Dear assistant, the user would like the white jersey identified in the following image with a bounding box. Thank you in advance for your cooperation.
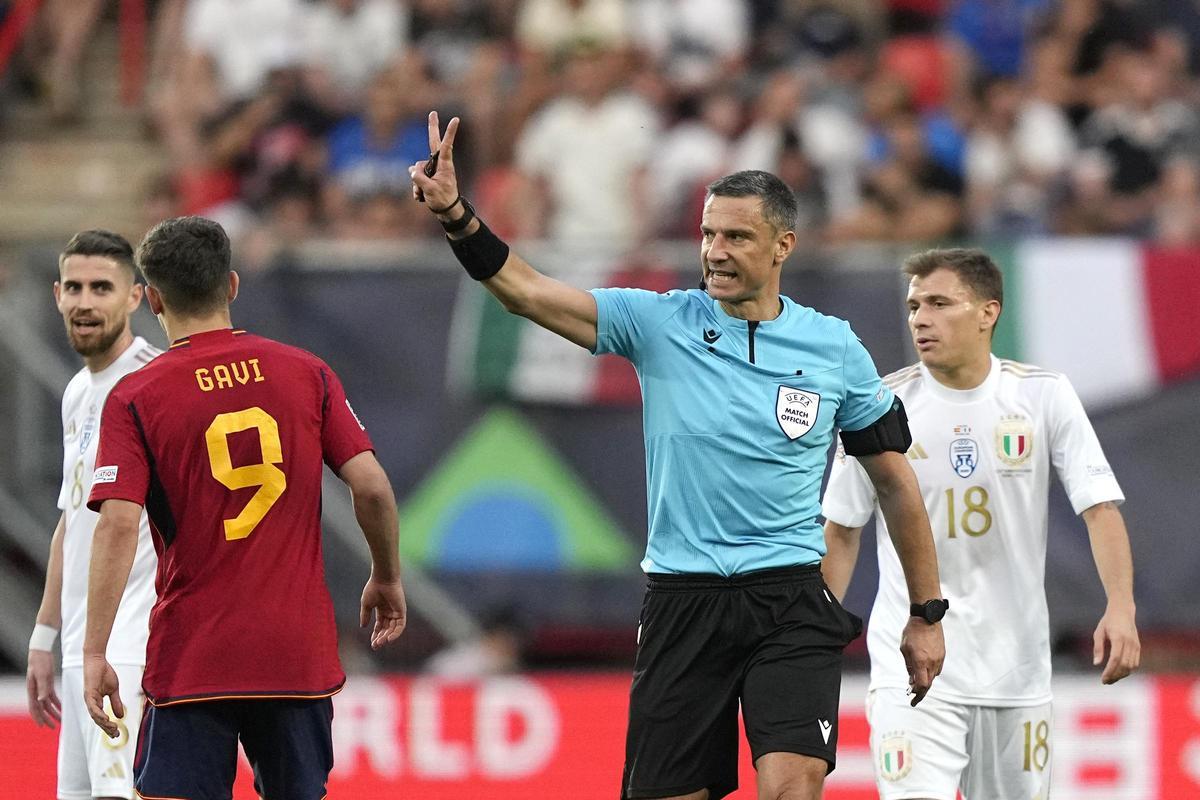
[58,337,160,669]
[822,355,1123,706]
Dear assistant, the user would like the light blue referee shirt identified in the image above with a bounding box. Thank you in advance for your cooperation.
[591,288,894,576]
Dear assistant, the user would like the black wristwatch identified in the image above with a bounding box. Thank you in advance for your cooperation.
[910,598,949,624]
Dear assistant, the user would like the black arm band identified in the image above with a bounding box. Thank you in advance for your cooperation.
[440,197,476,234]
[840,397,912,456]
[448,219,510,281]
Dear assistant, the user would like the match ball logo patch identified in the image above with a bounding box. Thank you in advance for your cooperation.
[93,465,119,484]
[995,416,1033,466]
[776,386,820,440]
[879,732,913,781]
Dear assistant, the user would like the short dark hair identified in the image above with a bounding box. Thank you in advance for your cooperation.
[705,170,798,233]
[136,216,232,316]
[902,247,1003,307]
[59,230,136,279]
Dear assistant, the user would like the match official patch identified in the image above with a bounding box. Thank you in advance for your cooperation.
[93,465,119,484]
[776,386,820,440]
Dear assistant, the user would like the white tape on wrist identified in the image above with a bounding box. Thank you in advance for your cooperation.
[29,624,58,651]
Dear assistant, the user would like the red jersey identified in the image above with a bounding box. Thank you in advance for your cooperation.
[89,328,373,705]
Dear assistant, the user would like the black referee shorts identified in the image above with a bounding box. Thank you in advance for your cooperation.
[620,563,862,800]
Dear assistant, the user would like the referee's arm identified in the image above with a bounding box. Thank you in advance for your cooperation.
[859,451,945,705]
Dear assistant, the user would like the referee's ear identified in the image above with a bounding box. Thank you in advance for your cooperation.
[774,229,797,265]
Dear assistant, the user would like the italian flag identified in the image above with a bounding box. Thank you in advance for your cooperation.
[991,239,1200,408]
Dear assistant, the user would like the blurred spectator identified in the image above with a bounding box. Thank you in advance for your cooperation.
[322,57,437,226]
[38,0,106,122]
[828,111,964,241]
[651,90,742,235]
[964,75,1074,235]
[751,0,884,72]
[1066,44,1200,235]
[630,0,749,93]
[510,41,660,243]
[425,608,527,679]
[515,0,629,58]
[946,0,1051,79]
[154,0,307,167]
[301,0,410,114]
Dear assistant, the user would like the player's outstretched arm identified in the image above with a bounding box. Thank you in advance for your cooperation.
[1082,501,1140,684]
[82,498,141,737]
[27,513,65,728]
[338,452,407,650]
[859,451,945,706]
[410,111,599,351]
[821,521,863,602]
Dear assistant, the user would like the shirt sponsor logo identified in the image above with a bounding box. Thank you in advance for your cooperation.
[775,386,820,440]
[995,415,1034,466]
[93,465,119,484]
[879,731,913,781]
[950,437,979,478]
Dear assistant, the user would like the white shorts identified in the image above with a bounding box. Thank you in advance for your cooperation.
[58,664,145,800]
[867,688,1053,800]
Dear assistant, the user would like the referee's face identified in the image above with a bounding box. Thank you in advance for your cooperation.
[700,195,792,308]
[906,268,993,372]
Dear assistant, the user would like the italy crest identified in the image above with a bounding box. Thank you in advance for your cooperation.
[995,415,1033,466]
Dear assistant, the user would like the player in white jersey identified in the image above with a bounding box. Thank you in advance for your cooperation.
[820,248,1140,800]
[27,230,160,800]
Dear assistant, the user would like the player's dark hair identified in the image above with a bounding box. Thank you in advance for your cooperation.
[59,229,137,280]
[706,170,798,233]
[903,247,1004,307]
[136,216,232,316]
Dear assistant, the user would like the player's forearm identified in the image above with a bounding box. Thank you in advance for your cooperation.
[353,483,402,583]
[1082,501,1136,611]
[82,509,140,657]
[861,452,942,602]
[35,516,66,628]
[821,522,862,601]
[880,488,942,602]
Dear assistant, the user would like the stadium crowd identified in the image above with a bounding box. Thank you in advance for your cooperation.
[16,0,1200,257]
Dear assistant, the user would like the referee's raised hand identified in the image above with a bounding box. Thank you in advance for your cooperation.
[410,111,461,212]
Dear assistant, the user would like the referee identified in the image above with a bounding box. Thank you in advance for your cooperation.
[412,112,946,800]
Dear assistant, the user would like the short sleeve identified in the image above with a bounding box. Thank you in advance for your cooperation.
[821,445,878,528]
[1048,375,1124,514]
[87,391,150,512]
[57,399,70,511]
[321,366,374,471]
[836,324,894,431]
[590,288,687,362]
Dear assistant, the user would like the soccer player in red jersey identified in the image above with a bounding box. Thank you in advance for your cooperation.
[81,216,407,799]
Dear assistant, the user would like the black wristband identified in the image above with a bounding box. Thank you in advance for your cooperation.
[440,197,476,234]
[449,219,510,281]
[429,194,461,215]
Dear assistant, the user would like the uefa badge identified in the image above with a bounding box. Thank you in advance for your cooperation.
[949,437,978,478]
[995,415,1034,466]
[776,386,820,440]
[879,732,913,781]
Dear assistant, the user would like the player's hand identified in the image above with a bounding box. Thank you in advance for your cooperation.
[82,654,124,738]
[900,617,944,706]
[26,648,61,728]
[361,575,407,650]
[409,111,461,212]
[1094,602,1140,684]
